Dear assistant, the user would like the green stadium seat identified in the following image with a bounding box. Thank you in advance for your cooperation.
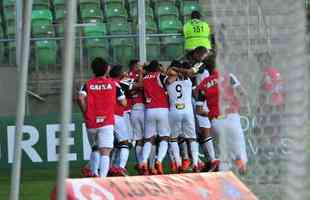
[54,9,66,23]
[132,18,157,33]
[32,24,55,38]
[83,23,107,36]
[56,23,81,37]
[129,3,154,20]
[111,38,135,66]
[7,41,16,65]
[3,9,16,25]
[31,10,53,25]
[80,8,104,23]
[162,36,184,60]
[7,22,16,37]
[107,18,129,34]
[84,38,110,63]
[159,18,182,33]
[34,40,57,67]
[155,2,178,19]
[104,0,123,9]
[79,0,101,10]
[180,1,201,21]
[53,0,65,11]
[33,0,50,10]
[3,0,15,10]
[146,37,161,61]
[105,5,128,20]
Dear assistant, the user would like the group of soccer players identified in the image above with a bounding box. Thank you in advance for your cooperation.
[78,46,248,178]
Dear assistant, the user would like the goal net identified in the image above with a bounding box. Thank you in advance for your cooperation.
[206,0,310,199]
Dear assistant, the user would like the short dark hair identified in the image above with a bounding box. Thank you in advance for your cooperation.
[191,11,201,19]
[109,64,123,78]
[91,57,109,77]
[129,59,139,69]
[146,60,161,72]
[193,46,208,55]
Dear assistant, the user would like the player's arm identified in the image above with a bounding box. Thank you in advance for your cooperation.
[116,85,127,107]
[230,73,249,100]
[77,85,87,114]
[173,62,204,77]
[195,90,209,117]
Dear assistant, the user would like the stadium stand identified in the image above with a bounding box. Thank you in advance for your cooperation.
[0,0,202,67]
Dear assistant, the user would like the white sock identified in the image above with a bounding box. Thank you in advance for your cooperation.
[149,145,157,168]
[169,142,182,167]
[180,141,190,160]
[142,142,152,163]
[168,144,175,162]
[157,141,168,162]
[118,147,129,169]
[90,151,100,176]
[110,149,119,167]
[203,137,216,161]
[190,141,199,166]
[99,155,110,177]
[135,145,143,164]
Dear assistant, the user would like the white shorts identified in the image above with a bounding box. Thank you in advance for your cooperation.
[212,113,248,163]
[87,125,114,149]
[196,114,211,129]
[144,108,170,139]
[169,109,196,139]
[123,112,133,141]
[131,104,145,141]
[114,115,129,142]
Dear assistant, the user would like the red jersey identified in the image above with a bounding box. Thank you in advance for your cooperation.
[129,68,144,105]
[143,71,169,109]
[222,72,241,113]
[196,70,220,119]
[81,77,121,128]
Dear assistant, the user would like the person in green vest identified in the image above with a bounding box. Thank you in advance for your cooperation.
[183,11,211,51]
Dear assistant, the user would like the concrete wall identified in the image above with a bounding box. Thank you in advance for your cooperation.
[0,67,18,116]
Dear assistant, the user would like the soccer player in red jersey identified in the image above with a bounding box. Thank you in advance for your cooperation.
[195,63,248,173]
[128,60,146,168]
[140,60,171,175]
[78,58,127,177]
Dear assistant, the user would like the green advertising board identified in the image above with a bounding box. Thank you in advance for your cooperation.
[0,114,91,169]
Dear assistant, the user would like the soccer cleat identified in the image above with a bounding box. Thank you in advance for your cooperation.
[138,162,149,175]
[198,160,206,171]
[169,161,177,174]
[235,159,247,174]
[155,160,164,175]
[109,166,119,176]
[118,167,129,176]
[209,159,220,172]
[81,165,92,177]
[182,159,191,171]
[149,167,158,175]
[192,165,201,173]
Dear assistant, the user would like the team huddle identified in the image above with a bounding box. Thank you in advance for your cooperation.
[78,46,248,178]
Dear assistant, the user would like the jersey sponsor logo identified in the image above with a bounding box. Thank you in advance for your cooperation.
[90,83,113,91]
[144,74,156,79]
[96,116,106,124]
[205,79,218,88]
